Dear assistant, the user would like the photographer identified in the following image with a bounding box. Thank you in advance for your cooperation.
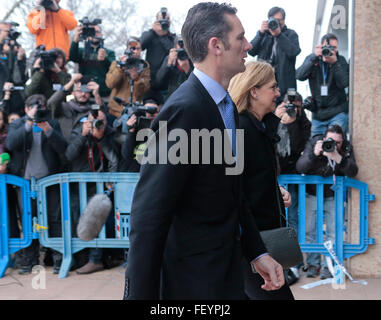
[296,33,349,137]
[25,47,71,99]
[48,73,103,142]
[5,94,67,274]
[296,124,358,279]
[106,38,150,118]
[140,8,175,102]
[155,35,194,101]
[65,106,119,274]
[120,99,160,172]
[0,22,27,116]
[27,0,77,59]
[248,7,301,100]
[70,21,115,99]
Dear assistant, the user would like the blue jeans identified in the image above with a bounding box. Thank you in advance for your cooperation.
[305,194,335,268]
[311,112,349,137]
[287,184,298,233]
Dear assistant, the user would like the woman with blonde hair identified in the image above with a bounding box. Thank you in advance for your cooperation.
[229,61,295,300]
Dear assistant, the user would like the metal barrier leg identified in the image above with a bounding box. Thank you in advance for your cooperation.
[0,179,10,278]
[58,182,73,279]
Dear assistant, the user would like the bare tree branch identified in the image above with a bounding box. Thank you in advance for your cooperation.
[2,0,27,21]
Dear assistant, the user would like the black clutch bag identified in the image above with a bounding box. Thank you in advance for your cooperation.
[259,227,303,270]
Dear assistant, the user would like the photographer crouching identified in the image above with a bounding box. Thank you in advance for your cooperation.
[296,124,358,279]
[155,35,194,102]
[106,37,150,119]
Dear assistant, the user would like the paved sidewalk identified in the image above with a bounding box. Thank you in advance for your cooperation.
[1,265,380,300]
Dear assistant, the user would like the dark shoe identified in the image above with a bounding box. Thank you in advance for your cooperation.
[306,265,319,278]
[320,266,333,279]
[285,269,299,286]
[76,262,104,275]
[18,264,36,275]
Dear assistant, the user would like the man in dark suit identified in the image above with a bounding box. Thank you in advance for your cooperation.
[123,2,284,300]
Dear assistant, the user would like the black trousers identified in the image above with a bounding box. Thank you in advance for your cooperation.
[243,259,295,300]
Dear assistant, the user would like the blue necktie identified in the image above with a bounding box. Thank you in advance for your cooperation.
[223,92,236,157]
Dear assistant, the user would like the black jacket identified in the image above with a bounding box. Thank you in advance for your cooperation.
[277,109,311,174]
[124,73,266,300]
[249,26,301,98]
[296,134,358,197]
[5,116,67,177]
[296,53,349,121]
[239,110,286,231]
[140,29,175,87]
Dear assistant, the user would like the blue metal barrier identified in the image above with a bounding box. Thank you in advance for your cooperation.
[278,174,375,266]
[0,173,375,279]
[0,174,34,278]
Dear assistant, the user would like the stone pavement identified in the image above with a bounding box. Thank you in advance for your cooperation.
[1,264,380,300]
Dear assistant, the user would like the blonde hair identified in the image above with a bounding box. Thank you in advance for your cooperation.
[228,61,275,114]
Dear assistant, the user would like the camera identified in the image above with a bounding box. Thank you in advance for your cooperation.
[118,49,147,74]
[89,105,105,130]
[176,36,188,61]
[79,17,102,39]
[302,96,317,112]
[322,138,337,153]
[29,99,49,123]
[159,7,170,31]
[322,45,335,57]
[35,45,58,70]
[285,88,297,117]
[113,97,157,133]
[268,17,280,31]
[40,0,54,9]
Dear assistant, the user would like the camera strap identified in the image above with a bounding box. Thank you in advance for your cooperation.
[87,137,104,172]
[328,158,337,187]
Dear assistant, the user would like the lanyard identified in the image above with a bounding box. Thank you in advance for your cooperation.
[322,62,328,85]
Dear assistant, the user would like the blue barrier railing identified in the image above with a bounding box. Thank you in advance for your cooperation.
[0,173,375,279]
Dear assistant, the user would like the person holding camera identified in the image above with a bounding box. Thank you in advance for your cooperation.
[248,7,301,101]
[296,124,358,279]
[140,8,175,103]
[296,33,349,137]
[155,36,194,102]
[25,47,71,100]
[27,0,77,59]
[70,22,115,99]
[106,38,150,118]
[5,94,67,274]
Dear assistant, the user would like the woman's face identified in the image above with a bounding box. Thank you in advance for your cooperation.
[251,78,280,114]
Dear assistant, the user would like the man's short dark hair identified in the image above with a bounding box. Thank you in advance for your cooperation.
[25,94,46,108]
[268,7,286,19]
[181,2,237,63]
[321,33,338,45]
[324,124,344,138]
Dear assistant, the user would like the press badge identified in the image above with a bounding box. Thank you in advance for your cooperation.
[53,84,62,91]
[321,85,328,96]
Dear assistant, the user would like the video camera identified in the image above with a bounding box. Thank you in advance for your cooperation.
[159,7,170,31]
[79,17,102,39]
[176,35,188,61]
[268,17,280,31]
[112,96,157,133]
[35,45,58,70]
[285,88,297,117]
[322,45,335,57]
[0,22,21,53]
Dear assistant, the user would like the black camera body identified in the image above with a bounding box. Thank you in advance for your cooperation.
[35,45,58,70]
[89,105,105,131]
[302,96,317,112]
[285,88,297,117]
[159,7,170,31]
[30,99,49,123]
[118,50,147,74]
[176,37,188,61]
[40,0,54,9]
[322,138,337,153]
[79,17,102,39]
[113,97,157,133]
[268,17,280,31]
[322,45,335,57]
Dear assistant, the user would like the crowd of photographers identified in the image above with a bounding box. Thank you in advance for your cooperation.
[0,2,357,281]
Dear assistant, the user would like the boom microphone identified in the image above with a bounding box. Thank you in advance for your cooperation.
[77,193,112,241]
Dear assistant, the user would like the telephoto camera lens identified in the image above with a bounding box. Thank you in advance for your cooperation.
[322,138,337,153]
[268,17,279,31]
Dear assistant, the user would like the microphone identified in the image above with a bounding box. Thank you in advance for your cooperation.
[77,193,112,241]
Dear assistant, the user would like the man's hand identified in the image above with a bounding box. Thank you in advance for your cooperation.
[91,125,105,140]
[280,186,292,208]
[87,81,100,96]
[324,145,343,164]
[152,20,167,36]
[252,254,284,291]
[33,57,43,72]
[126,114,137,133]
[274,102,287,119]
[167,48,178,66]
[323,52,337,65]
[260,21,269,34]
[82,120,92,136]
[98,48,107,61]
[269,25,282,37]
[73,26,84,43]
[314,140,324,157]
[51,62,61,73]
[314,44,323,57]
[36,121,52,134]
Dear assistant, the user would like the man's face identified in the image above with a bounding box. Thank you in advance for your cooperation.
[325,132,343,151]
[322,39,339,55]
[73,84,91,103]
[0,23,10,42]
[220,14,252,78]
[128,41,142,59]
[55,55,64,68]
[272,11,285,29]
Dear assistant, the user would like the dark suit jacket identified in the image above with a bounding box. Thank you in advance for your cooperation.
[124,73,266,300]
[239,110,286,231]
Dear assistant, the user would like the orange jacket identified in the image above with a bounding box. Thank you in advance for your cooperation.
[27,8,77,59]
